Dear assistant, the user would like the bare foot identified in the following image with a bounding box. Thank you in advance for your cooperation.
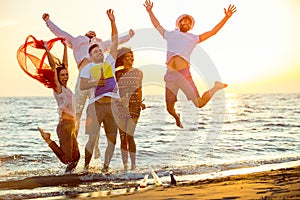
[101,164,109,173]
[215,81,228,90]
[175,113,183,128]
[83,165,89,173]
[131,164,136,171]
[124,164,128,171]
[37,127,52,144]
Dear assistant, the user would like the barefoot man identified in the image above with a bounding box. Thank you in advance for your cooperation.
[144,0,236,128]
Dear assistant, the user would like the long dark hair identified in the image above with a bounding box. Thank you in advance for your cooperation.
[37,54,65,88]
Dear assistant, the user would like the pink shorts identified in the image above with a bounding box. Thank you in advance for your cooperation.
[164,68,200,103]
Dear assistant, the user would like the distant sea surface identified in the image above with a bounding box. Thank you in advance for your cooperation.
[1,93,300,199]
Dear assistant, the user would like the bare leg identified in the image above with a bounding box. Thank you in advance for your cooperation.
[84,134,98,170]
[38,127,67,165]
[166,102,183,128]
[93,134,101,159]
[38,127,52,145]
[102,137,116,173]
[129,152,136,170]
[192,81,227,108]
[84,148,92,171]
[102,114,117,173]
[120,130,129,171]
[121,149,129,171]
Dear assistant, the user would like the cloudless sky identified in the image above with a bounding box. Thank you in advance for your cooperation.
[0,0,299,97]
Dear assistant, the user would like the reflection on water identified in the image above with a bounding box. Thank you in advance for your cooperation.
[0,93,300,199]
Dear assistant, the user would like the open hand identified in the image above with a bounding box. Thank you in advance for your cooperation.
[107,9,115,22]
[143,0,153,12]
[224,4,237,17]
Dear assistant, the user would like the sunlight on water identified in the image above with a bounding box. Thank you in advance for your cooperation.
[0,94,300,199]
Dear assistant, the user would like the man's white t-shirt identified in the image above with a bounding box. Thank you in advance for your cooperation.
[164,29,200,64]
[80,54,119,104]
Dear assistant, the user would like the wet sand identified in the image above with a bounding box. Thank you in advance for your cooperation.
[73,165,300,200]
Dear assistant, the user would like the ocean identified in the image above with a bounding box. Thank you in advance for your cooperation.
[0,93,300,199]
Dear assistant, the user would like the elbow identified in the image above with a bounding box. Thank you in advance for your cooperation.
[210,30,217,36]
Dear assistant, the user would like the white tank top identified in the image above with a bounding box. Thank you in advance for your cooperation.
[53,86,75,119]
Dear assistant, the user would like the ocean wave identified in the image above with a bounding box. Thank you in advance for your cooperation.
[263,123,300,128]
[1,156,300,199]
[0,155,21,162]
[0,94,300,198]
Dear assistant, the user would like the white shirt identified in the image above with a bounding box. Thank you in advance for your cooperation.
[53,86,75,118]
[45,19,131,65]
[80,55,119,104]
[164,30,200,64]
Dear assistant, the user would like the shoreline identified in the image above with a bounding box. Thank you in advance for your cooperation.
[1,161,300,199]
[70,165,300,200]
[2,162,300,199]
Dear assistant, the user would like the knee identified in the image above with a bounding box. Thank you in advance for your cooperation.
[120,136,127,146]
[85,135,97,150]
[197,101,206,108]
[127,135,134,143]
[107,135,117,145]
[88,134,98,143]
[196,104,204,108]
[128,140,136,152]
[194,98,206,108]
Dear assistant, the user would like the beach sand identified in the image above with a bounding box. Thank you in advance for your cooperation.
[72,166,300,200]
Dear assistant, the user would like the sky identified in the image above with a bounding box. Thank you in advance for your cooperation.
[0,0,300,97]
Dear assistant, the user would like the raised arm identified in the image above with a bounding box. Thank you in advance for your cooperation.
[42,13,75,48]
[107,9,118,59]
[143,0,165,37]
[61,39,68,69]
[118,29,134,44]
[199,5,237,42]
[43,41,61,93]
[102,29,135,52]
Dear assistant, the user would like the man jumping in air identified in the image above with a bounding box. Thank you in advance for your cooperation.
[144,0,236,128]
